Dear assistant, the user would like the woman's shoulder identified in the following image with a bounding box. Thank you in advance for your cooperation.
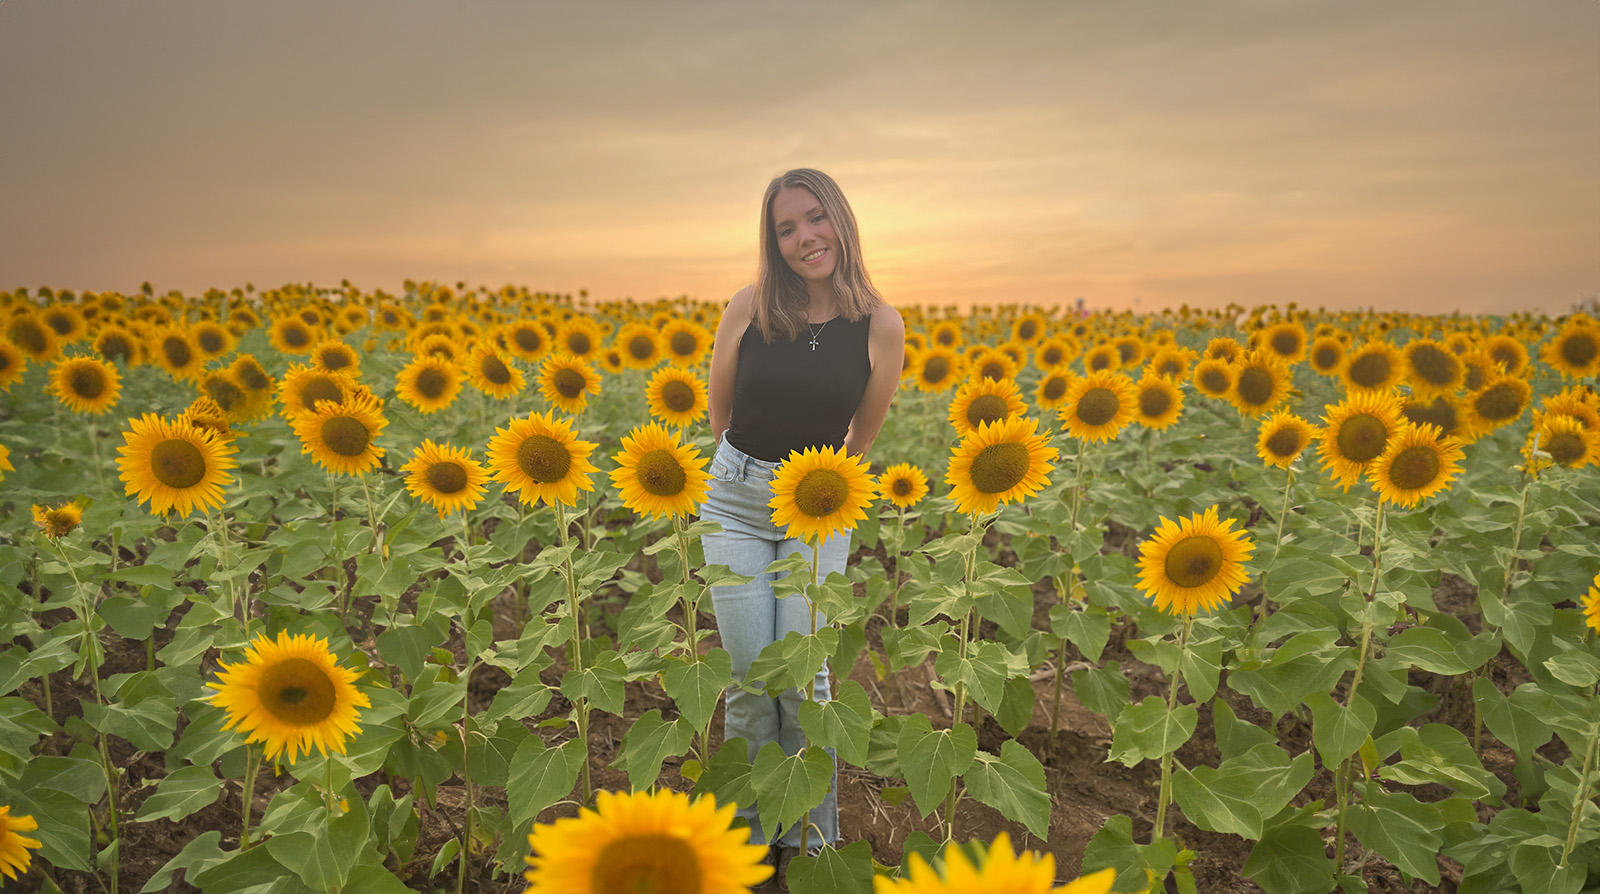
[727,285,756,315]
[867,301,904,338]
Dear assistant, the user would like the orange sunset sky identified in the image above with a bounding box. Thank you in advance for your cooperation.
[1,1,1596,315]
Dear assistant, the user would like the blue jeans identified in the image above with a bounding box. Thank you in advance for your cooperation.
[700,438,848,847]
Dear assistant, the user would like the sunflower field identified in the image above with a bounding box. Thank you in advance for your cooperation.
[1,282,1598,894]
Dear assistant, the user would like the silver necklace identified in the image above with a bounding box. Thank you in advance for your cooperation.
[808,318,830,351]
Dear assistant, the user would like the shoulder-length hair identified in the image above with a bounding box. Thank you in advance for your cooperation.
[751,168,884,343]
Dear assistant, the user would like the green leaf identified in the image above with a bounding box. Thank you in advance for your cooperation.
[614,710,694,792]
[934,639,1011,715]
[1243,807,1337,894]
[559,650,628,716]
[1082,814,1179,893]
[964,740,1050,838]
[1071,661,1131,724]
[994,674,1036,739]
[97,595,168,641]
[190,841,308,893]
[1475,679,1553,763]
[661,649,733,734]
[1377,724,1505,801]
[1175,743,1313,840]
[344,862,415,894]
[82,691,178,752]
[798,680,873,768]
[882,623,945,671]
[9,788,91,872]
[896,714,978,817]
[1345,784,1443,885]
[100,563,177,592]
[745,629,838,697]
[505,738,583,828]
[692,737,756,811]
[1229,632,1353,718]
[1109,696,1198,767]
[1383,626,1478,675]
[138,764,223,822]
[1213,697,1276,760]
[265,826,342,891]
[1544,650,1600,688]
[1051,602,1111,664]
[18,755,107,804]
[142,830,227,892]
[1306,692,1377,767]
[786,840,874,894]
[751,742,834,840]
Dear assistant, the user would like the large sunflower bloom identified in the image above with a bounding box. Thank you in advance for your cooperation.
[0,443,12,481]
[1318,390,1403,491]
[268,316,320,354]
[292,392,388,476]
[556,315,606,359]
[1583,573,1600,633]
[5,315,58,363]
[395,354,462,414]
[0,339,26,391]
[946,416,1057,515]
[1059,370,1136,443]
[646,366,708,428]
[501,320,551,362]
[49,356,121,415]
[1525,412,1600,471]
[874,831,1114,894]
[613,323,663,370]
[769,444,876,542]
[523,789,771,894]
[1542,319,1600,379]
[401,440,489,516]
[1256,412,1317,468]
[92,325,139,365]
[1033,367,1075,410]
[1134,374,1183,430]
[1341,341,1405,393]
[1401,395,1466,441]
[1191,358,1235,400]
[609,423,711,520]
[1402,338,1463,399]
[1368,423,1465,507]
[1482,333,1530,377]
[207,630,370,764]
[659,319,712,367]
[151,326,204,381]
[464,343,526,399]
[278,364,357,419]
[1461,374,1532,437]
[309,339,361,377]
[1260,321,1307,365]
[117,414,237,516]
[538,352,602,414]
[948,377,1028,436]
[191,320,236,360]
[912,346,965,392]
[486,410,598,507]
[1308,336,1346,376]
[1136,505,1254,616]
[32,501,84,539]
[0,805,41,881]
[1228,351,1291,417]
[877,462,930,509]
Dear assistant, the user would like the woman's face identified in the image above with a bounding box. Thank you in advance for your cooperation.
[771,186,839,285]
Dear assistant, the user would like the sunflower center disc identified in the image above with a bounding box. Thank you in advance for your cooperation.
[1404,399,1457,435]
[1410,345,1458,385]
[150,438,208,489]
[567,333,592,355]
[1165,535,1223,588]
[1271,331,1299,356]
[1347,352,1391,388]
[966,395,1009,429]
[980,362,1005,381]
[426,461,468,494]
[661,381,695,413]
[629,336,655,360]
[301,378,344,410]
[1313,345,1341,370]
[198,330,224,353]
[1041,347,1063,366]
[45,314,74,335]
[670,332,697,355]
[11,321,47,352]
[1089,352,1113,371]
[553,368,586,399]
[319,350,352,371]
[1388,444,1441,490]
[592,835,702,894]
[517,435,571,483]
[514,328,543,352]
[1042,377,1067,401]
[1075,388,1119,426]
[1139,387,1172,418]
[1336,414,1388,463]
[1199,367,1230,394]
[482,356,512,385]
[1489,344,1521,371]
[163,338,192,368]
[1019,320,1037,340]
[238,364,270,390]
[416,368,449,399]
[101,336,132,362]
[922,356,949,384]
[1562,332,1597,367]
[69,366,106,399]
[635,449,687,497]
[794,469,849,517]
[1159,360,1183,377]
[283,326,309,348]
[1235,367,1274,407]
[970,441,1030,494]
[1474,384,1522,422]
[1265,427,1303,458]
[892,478,913,497]
[1547,432,1585,467]
[208,378,244,410]
[258,657,338,725]
[321,416,372,457]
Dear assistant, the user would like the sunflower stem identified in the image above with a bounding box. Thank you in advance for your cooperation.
[1273,467,1295,558]
[942,524,983,843]
[240,744,259,849]
[1335,498,1384,874]
[1475,457,1535,758]
[86,417,107,495]
[556,501,593,806]
[361,472,387,563]
[1152,613,1193,843]
[54,538,118,894]
[457,656,476,894]
[1558,681,1600,868]
[1048,632,1068,761]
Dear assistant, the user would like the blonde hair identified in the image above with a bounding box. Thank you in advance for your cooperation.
[752,168,883,343]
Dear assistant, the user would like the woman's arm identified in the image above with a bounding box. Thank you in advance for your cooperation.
[843,302,906,458]
[707,285,755,445]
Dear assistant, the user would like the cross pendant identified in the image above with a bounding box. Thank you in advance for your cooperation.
[809,338,819,351]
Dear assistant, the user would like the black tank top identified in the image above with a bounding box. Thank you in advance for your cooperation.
[726,314,873,462]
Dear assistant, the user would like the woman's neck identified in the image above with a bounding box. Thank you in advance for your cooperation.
[805,283,839,322]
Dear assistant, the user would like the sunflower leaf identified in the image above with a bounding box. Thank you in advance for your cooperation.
[787,840,874,894]
[752,741,834,839]
[798,679,873,768]
[963,740,1050,838]
[505,738,583,828]
[896,714,977,817]
[661,648,732,734]
[1108,696,1198,767]
[614,709,694,792]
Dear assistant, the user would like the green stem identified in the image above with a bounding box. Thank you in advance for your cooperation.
[457,656,475,894]
[557,501,593,806]
[1558,683,1600,868]
[942,522,983,843]
[1152,613,1194,843]
[54,539,118,894]
[888,505,906,628]
[1273,467,1295,558]
[240,745,259,849]
[362,472,386,562]
[800,538,822,855]
[1335,497,1384,873]
[1048,633,1068,756]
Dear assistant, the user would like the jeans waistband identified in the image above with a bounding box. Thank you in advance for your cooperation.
[715,438,783,481]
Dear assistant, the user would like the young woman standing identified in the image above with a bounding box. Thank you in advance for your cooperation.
[702,168,904,880]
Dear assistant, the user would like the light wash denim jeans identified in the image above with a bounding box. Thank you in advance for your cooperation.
[700,438,848,848]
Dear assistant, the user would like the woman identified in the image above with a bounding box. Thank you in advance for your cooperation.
[702,168,904,874]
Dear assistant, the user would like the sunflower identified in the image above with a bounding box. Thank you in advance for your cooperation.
[182,396,235,442]
[1525,413,1600,471]
[613,323,662,370]
[191,320,235,360]
[557,315,606,359]
[1136,504,1254,616]
[310,339,361,376]
[1542,386,1600,431]
[4,315,58,362]
[502,320,551,361]
[117,413,237,516]
[1032,368,1074,411]
[1368,423,1465,508]
[32,501,83,539]
[1402,338,1463,399]
[1542,319,1600,379]
[609,423,711,520]
[646,366,708,428]
[0,340,25,391]
[1583,573,1600,633]
[0,443,12,481]
[523,789,771,894]
[1317,390,1403,491]
[1012,312,1048,345]
[1081,343,1121,373]
[486,410,599,508]
[912,345,965,392]
[946,415,1057,515]
[538,353,602,414]
[1260,321,1307,365]
[401,440,489,516]
[415,333,463,364]
[229,354,276,420]
[0,805,41,881]
[1059,370,1137,443]
[875,832,1114,894]
[268,316,319,355]
[1461,374,1532,437]
[1134,375,1183,430]
[970,348,1019,383]
[278,364,357,419]
[1191,358,1235,399]
[1034,336,1074,371]
[207,630,370,764]
[1257,411,1317,468]
[49,356,121,415]
[1482,334,1530,377]
[1400,395,1465,440]
[1145,344,1195,381]
[93,324,140,364]
[197,370,251,423]
[948,377,1028,436]
[293,391,388,476]
[465,343,526,399]
[929,320,963,349]
[1112,334,1146,369]
[151,326,204,381]
[396,355,461,414]
[877,462,929,509]
[769,443,877,542]
[1341,341,1405,393]
[659,319,712,367]
[1227,352,1291,417]
[1308,336,1346,376]
[41,304,88,342]
[1203,337,1244,364]
[1460,350,1495,392]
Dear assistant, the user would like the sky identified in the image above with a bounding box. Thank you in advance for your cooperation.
[1,1,1596,315]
